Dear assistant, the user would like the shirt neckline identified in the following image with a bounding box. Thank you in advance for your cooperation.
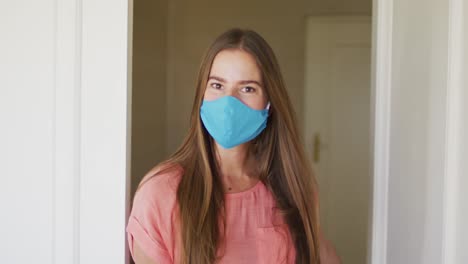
[224,179,263,199]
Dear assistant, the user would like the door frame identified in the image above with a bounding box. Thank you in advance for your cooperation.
[368,0,393,262]
[369,0,464,262]
[303,15,372,264]
[55,0,464,262]
[54,0,133,263]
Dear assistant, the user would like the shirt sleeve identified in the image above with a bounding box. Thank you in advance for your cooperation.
[126,175,175,264]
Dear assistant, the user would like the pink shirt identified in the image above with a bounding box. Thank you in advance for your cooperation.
[126,167,296,263]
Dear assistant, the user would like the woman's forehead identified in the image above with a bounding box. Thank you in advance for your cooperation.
[209,49,262,83]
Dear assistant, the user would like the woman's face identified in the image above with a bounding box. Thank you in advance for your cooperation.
[204,49,268,110]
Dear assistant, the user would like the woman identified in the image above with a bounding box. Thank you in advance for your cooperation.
[126,28,341,264]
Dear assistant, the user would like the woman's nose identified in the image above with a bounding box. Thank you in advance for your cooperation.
[224,86,238,98]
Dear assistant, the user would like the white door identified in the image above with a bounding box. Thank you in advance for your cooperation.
[0,1,132,263]
[304,16,372,264]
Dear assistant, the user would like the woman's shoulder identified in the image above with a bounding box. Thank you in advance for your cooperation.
[133,162,184,209]
[127,162,184,262]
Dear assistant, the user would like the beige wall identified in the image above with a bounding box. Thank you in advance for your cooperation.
[131,0,168,196]
[165,0,371,153]
[131,0,371,194]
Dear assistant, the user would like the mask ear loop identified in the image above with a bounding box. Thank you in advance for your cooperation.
[252,102,270,153]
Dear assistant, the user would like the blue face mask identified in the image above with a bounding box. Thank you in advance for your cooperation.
[200,96,270,149]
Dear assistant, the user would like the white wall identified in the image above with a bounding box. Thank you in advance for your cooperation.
[459,5,468,260]
[2,0,466,263]
[1,1,56,262]
[372,0,468,263]
[456,42,468,261]
[387,0,448,262]
[0,1,132,263]
[449,0,467,262]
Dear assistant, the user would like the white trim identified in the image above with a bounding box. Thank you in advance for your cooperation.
[3,1,131,262]
[74,1,83,263]
[441,0,463,262]
[54,0,82,263]
[369,0,393,262]
[125,1,134,264]
[79,1,131,263]
[54,0,131,262]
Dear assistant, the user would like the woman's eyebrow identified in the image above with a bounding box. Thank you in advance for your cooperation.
[208,76,226,82]
[238,79,262,86]
[209,75,262,86]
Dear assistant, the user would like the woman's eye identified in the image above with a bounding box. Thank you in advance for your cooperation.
[210,83,222,89]
[241,86,256,93]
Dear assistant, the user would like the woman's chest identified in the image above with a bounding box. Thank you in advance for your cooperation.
[219,197,296,264]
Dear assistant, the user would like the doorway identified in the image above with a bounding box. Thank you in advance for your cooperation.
[130,1,374,263]
[304,16,372,264]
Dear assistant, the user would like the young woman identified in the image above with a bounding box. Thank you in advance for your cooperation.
[126,28,341,264]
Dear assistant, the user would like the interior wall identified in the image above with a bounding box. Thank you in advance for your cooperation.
[164,0,372,154]
[131,0,372,193]
[381,0,468,263]
[458,68,467,261]
[1,2,56,262]
[454,2,467,262]
[131,0,168,197]
[454,61,467,262]
[384,0,460,263]
[2,1,131,263]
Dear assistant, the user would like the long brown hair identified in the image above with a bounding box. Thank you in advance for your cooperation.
[139,28,320,264]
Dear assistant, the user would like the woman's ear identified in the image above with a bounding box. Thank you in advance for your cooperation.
[266,102,272,115]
